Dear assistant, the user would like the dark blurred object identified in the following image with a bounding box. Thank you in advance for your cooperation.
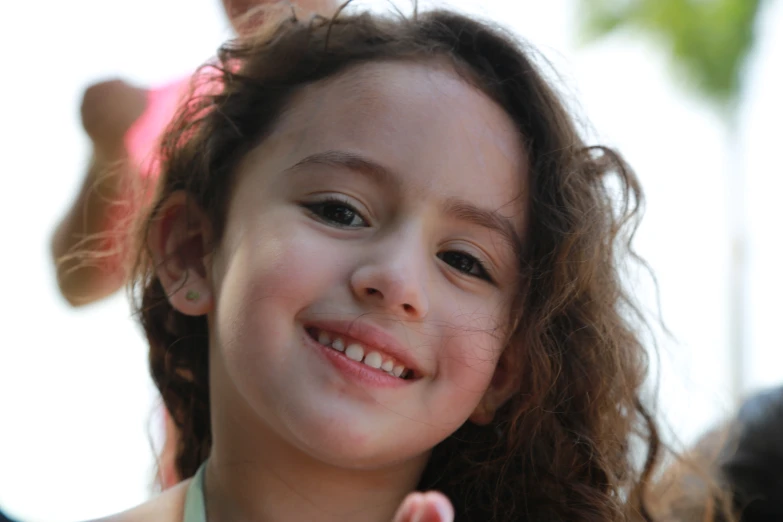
[720,385,783,520]
[650,386,783,521]
[0,507,18,522]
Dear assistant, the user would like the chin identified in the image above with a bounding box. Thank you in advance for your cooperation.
[288,414,429,469]
[307,442,429,471]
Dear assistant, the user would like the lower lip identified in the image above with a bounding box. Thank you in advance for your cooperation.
[303,329,411,389]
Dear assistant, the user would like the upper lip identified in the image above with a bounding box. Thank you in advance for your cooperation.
[305,318,425,377]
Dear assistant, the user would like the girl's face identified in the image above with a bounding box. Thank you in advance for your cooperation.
[207,61,528,469]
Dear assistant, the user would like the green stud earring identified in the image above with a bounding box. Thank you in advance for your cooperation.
[185,290,200,302]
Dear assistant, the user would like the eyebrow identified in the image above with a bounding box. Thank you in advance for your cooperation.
[286,149,524,252]
[285,150,399,189]
[441,197,524,256]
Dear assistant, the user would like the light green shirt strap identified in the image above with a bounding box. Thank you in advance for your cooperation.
[183,462,208,522]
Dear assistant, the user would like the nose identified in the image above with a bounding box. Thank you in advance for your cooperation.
[350,247,430,320]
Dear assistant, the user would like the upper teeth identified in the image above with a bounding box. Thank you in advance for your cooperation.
[314,329,409,378]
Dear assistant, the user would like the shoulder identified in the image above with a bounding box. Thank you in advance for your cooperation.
[88,480,190,522]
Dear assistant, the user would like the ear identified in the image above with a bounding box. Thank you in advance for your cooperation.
[147,191,214,316]
[469,346,519,425]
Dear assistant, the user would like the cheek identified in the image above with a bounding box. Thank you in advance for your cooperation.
[442,330,500,390]
[211,219,345,359]
[217,219,342,307]
[425,307,506,418]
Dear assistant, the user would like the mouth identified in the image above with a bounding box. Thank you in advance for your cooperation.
[305,326,417,380]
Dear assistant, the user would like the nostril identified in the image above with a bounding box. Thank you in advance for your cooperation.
[403,303,414,313]
[366,288,379,296]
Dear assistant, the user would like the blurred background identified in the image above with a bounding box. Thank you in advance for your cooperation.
[0,0,780,520]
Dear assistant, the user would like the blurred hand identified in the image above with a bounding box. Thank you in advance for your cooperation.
[392,491,454,522]
[80,78,147,157]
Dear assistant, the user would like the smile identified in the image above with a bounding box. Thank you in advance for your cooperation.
[305,326,415,380]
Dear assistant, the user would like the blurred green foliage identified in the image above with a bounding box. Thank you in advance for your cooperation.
[577,0,764,109]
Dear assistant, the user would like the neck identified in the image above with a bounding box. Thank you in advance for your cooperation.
[205,404,429,522]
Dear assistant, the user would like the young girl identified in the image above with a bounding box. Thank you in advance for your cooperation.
[114,4,670,521]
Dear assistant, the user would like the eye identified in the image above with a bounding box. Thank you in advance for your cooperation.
[302,198,369,228]
[437,251,493,282]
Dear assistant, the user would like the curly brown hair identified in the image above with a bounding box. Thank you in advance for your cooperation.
[133,5,665,521]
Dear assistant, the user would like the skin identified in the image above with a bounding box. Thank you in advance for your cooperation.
[222,0,338,26]
[110,60,528,522]
[51,0,340,306]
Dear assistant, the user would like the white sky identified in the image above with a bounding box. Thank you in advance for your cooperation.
[0,0,780,520]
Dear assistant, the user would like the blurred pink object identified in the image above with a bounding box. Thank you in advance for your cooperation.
[124,78,190,179]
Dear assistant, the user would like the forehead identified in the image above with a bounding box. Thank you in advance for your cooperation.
[264,60,528,227]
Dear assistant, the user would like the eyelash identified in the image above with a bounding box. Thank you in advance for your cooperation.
[437,251,494,283]
[301,197,369,228]
[301,198,494,283]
